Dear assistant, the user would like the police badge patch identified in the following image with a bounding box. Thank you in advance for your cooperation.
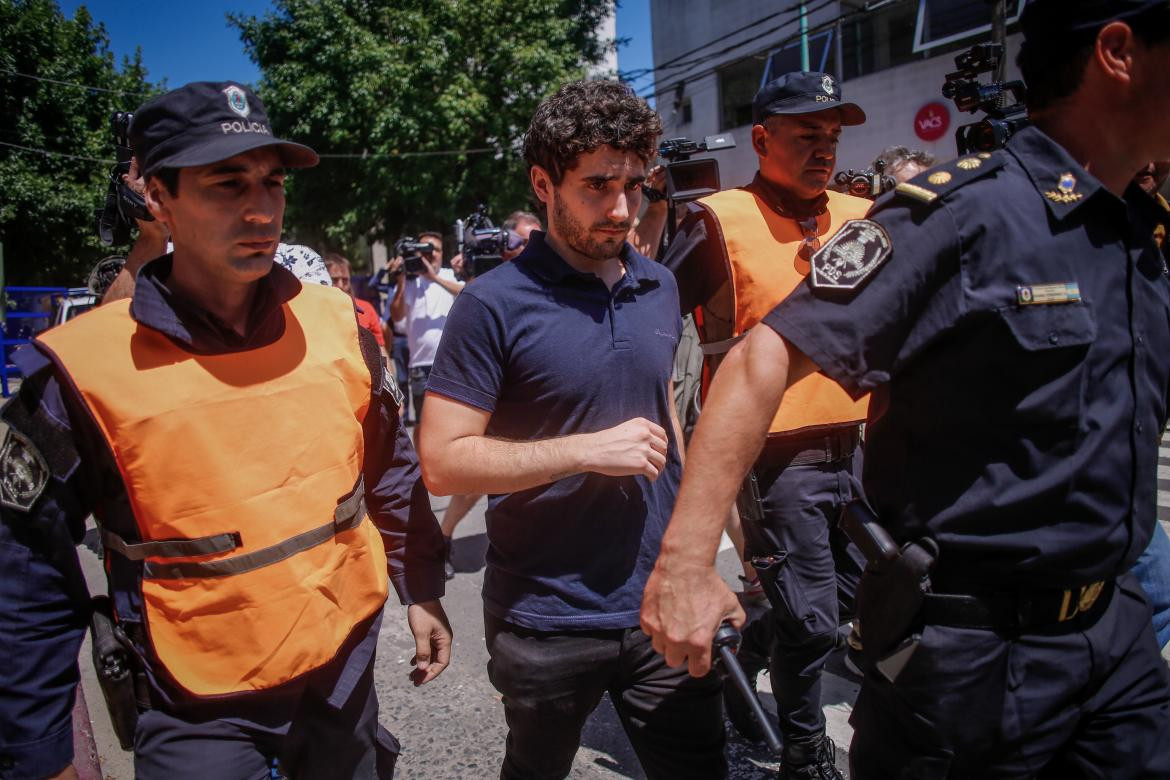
[223,85,251,118]
[809,219,892,291]
[0,427,49,512]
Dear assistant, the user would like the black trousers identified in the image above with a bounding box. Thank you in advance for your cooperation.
[849,573,1170,779]
[133,660,398,780]
[744,447,865,745]
[484,611,727,780]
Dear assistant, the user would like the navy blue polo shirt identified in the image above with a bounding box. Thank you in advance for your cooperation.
[427,232,684,630]
[763,126,1170,589]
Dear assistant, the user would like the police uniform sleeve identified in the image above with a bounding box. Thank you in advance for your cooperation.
[0,351,96,780]
[760,193,963,397]
[358,328,446,605]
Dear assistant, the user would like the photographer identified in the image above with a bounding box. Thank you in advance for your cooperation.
[874,145,937,184]
[501,210,542,261]
[388,231,463,424]
[101,155,170,303]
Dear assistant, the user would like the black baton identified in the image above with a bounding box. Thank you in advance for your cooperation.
[713,622,783,756]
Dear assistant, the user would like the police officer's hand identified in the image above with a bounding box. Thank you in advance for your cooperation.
[406,599,452,686]
[580,417,669,481]
[640,557,744,677]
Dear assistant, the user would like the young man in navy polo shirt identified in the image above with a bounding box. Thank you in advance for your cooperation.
[418,80,726,779]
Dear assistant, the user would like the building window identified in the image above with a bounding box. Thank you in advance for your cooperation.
[718,56,766,131]
[762,30,834,83]
[913,0,1024,52]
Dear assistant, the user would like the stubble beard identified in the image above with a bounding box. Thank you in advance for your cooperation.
[551,195,623,263]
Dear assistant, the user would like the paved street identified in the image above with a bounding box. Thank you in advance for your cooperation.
[73,436,1170,779]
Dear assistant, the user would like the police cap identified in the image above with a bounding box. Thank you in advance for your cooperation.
[130,81,319,177]
[1020,0,1170,45]
[751,71,866,127]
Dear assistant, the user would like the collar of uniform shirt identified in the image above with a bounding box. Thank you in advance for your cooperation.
[747,171,829,221]
[519,229,659,288]
[129,254,301,354]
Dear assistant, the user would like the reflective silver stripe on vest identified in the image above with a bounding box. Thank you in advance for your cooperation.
[700,332,747,356]
[101,528,241,561]
[116,477,367,580]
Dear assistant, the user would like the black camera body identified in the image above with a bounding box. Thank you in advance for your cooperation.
[394,237,436,277]
[833,159,895,200]
[457,205,508,279]
[942,43,1029,154]
[95,111,154,246]
[657,134,736,203]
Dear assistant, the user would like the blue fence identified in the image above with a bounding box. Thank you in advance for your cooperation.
[2,286,86,397]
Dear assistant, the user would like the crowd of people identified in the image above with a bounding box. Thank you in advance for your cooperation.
[1,1,1170,780]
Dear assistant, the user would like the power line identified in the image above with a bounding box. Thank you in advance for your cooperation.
[0,140,115,164]
[620,0,818,83]
[639,0,907,100]
[0,68,151,97]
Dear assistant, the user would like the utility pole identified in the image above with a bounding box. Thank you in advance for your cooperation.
[991,0,1007,83]
[800,2,810,71]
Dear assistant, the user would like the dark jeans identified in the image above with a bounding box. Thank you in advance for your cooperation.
[410,364,431,425]
[133,661,398,780]
[484,611,727,780]
[849,573,1170,779]
[744,446,866,745]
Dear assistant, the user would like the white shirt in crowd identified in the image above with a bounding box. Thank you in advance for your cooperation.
[395,268,458,368]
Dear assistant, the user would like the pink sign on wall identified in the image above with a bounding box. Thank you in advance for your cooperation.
[914,102,951,142]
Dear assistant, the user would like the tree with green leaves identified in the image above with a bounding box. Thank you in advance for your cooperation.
[0,0,160,285]
[232,0,613,261]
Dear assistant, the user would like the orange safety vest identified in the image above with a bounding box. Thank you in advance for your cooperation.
[37,283,389,697]
[696,187,871,438]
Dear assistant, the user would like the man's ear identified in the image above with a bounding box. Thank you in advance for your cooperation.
[1093,21,1137,90]
[143,176,172,225]
[751,124,769,158]
[530,165,555,207]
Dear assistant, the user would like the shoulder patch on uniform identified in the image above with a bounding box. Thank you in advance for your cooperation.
[809,219,891,291]
[895,151,1006,206]
[382,365,405,409]
[0,425,49,512]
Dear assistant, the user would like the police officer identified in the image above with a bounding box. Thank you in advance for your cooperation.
[663,70,871,778]
[0,82,452,780]
[642,1,1170,776]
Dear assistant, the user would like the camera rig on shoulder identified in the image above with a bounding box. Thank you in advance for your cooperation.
[654,134,736,247]
[95,111,155,246]
[941,43,1029,154]
[455,205,509,280]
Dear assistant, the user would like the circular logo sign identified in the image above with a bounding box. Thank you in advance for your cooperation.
[914,102,950,142]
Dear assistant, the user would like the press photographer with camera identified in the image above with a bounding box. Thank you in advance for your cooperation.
[658,69,872,779]
[100,153,170,303]
[643,1,1170,776]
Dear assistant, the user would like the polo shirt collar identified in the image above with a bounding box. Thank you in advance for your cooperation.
[520,230,657,288]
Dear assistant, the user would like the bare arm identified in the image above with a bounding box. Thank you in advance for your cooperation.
[640,325,816,675]
[389,264,407,324]
[667,378,685,466]
[417,392,668,497]
[421,257,465,297]
[629,165,668,259]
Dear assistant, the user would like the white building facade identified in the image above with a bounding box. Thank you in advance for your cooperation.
[647,0,1026,188]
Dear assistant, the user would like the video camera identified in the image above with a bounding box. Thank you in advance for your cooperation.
[455,205,509,280]
[393,236,437,277]
[833,159,895,200]
[656,134,736,203]
[95,111,154,247]
[941,43,1029,154]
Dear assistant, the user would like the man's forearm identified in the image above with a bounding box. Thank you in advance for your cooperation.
[432,276,465,297]
[102,227,169,303]
[390,283,406,323]
[422,430,589,496]
[630,203,669,259]
[658,327,796,565]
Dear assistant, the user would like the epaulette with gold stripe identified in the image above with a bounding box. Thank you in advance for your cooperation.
[895,151,1006,206]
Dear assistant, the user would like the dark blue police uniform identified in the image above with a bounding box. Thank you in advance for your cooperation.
[763,126,1170,777]
[427,232,726,779]
[0,259,445,780]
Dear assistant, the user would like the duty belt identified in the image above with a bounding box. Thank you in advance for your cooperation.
[756,424,862,468]
[919,580,1112,631]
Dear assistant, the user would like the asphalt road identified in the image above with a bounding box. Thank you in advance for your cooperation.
[75,491,857,779]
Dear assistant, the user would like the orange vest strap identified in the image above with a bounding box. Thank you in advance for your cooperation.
[101,528,241,561]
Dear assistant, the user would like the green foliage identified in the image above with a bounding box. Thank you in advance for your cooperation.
[0,0,160,285]
[232,0,613,258]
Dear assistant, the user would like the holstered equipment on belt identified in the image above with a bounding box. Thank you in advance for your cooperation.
[89,595,141,750]
[735,470,797,625]
[838,499,938,662]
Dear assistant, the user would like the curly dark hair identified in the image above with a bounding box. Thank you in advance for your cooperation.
[523,80,662,185]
